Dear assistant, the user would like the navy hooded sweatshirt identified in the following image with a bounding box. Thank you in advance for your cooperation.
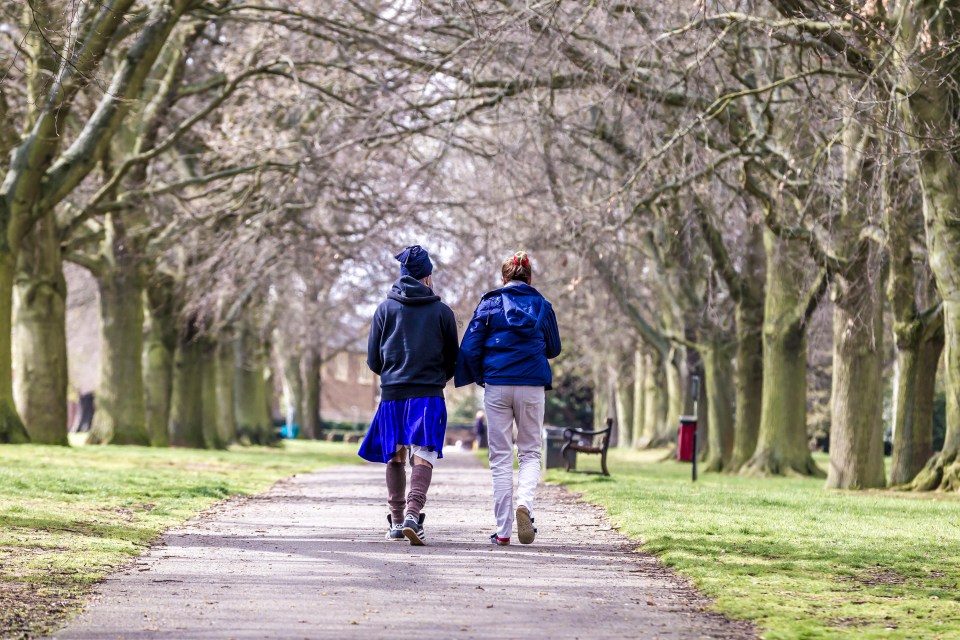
[366,276,459,401]
[454,282,561,389]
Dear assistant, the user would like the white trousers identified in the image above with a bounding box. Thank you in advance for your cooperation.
[484,385,545,539]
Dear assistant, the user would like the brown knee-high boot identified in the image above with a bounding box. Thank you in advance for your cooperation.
[386,459,406,524]
[405,463,433,519]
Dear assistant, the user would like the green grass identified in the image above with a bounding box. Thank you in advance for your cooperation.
[549,449,960,640]
[0,438,358,638]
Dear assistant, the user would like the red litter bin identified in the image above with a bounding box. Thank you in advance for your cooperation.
[677,415,698,462]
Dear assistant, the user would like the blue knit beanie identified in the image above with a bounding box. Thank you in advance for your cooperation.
[395,245,433,280]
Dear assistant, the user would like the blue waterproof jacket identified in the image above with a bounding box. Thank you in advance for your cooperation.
[454,282,561,389]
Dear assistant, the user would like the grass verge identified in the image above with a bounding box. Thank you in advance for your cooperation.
[548,449,960,640]
[0,439,358,639]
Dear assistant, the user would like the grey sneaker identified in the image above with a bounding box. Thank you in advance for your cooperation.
[516,505,537,544]
[402,513,426,546]
[490,533,510,546]
[385,515,404,541]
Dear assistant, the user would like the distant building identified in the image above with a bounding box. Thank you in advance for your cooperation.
[320,351,379,425]
[318,349,480,430]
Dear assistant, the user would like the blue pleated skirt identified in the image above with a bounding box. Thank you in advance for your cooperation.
[357,396,447,464]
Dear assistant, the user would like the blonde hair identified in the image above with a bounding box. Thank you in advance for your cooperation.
[501,251,532,284]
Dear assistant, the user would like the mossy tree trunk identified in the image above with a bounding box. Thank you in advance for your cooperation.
[87,219,149,445]
[143,280,176,447]
[742,229,823,477]
[826,268,886,488]
[615,367,634,448]
[826,120,886,490]
[732,226,766,471]
[168,320,206,448]
[592,364,612,436]
[0,252,29,443]
[199,338,224,450]
[665,346,685,437]
[301,348,320,439]
[886,147,944,485]
[898,2,960,491]
[909,301,960,491]
[631,346,645,447]
[639,351,659,446]
[88,267,149,445]
[215,339,237,446]
[13,214,68,445]
[730,296,764,470]
[638,350,671,447]
[891,324,943,485]
[702,340,735,472]
[234,321,273,445]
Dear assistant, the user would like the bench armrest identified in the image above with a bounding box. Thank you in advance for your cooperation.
[562,419,614,441]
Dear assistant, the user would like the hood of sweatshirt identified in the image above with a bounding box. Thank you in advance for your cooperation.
[387,275,441,305]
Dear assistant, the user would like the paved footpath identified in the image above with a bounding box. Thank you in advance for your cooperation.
[52,450,753,640]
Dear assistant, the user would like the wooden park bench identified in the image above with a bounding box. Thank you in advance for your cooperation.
[560,417,612,476]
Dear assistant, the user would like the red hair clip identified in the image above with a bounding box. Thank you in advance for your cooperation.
[513,254,529,267]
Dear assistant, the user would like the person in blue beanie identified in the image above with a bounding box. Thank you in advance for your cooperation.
[455,250,561,546]
[359,245,459,545]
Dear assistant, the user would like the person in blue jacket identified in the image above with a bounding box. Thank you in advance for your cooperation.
[455,251,561,545]
[359,245,458,546]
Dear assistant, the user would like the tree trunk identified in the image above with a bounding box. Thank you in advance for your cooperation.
[910,301,960,491]
[898,0,960,490]
[0,252,29,443]
[638,350,671,447]
[742,230,822,477]
[301,348,320,439]
[729,221,766,471]
[885,135,943,486]
[234,322,273,445]
[703,341,735,472]
[663,346,685,447]
[199,338,224,450]
[666,347,684,428]
[639,351,659,446]
[826,120,887,490]
[215,339,237,446]
[88,266,149,445]
[13,215,67,445]
[631,346,645,447]
[729,298,765,470]
[592,366,611,436]
[825,281,886,488]
[168,324,205,448]
[891,329,943,485]
[615,368,633,448]
[689,351,709,463]
[143,284,175,447]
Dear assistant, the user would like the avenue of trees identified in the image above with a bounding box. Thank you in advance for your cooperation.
[2,1,960,492]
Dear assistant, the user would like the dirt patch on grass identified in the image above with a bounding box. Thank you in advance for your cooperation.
[861,570,907,586]
[836,569,907,587]
[830,616,873,628]
[0,579,83,640]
